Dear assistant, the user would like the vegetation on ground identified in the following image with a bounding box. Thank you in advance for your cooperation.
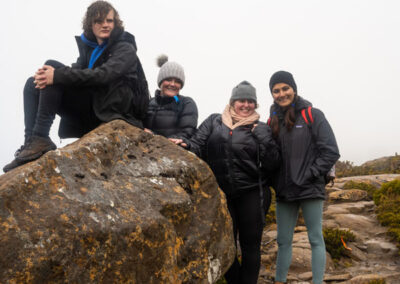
[265,188,276,225]
[368,279,386,284]
[342,181,378,199]
[336,154,400,177]
[215,277,227,284]
[323,228,356,261]
[373,180,400,252]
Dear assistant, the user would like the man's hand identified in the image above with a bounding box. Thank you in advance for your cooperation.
[34,65,55,89]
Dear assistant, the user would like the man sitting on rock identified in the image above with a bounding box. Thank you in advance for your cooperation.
[3,1,149,173]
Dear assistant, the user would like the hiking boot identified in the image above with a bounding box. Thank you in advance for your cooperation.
[3,157,28,173]
[16,135,57,162]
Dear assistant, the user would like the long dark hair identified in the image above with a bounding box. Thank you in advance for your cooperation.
[270,96,297,138]
[82,1,124,35]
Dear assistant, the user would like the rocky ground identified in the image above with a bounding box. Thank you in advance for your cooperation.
[257,174,400,284]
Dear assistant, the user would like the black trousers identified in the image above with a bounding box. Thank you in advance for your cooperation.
[23,60,99,140]
[225,189,264,284]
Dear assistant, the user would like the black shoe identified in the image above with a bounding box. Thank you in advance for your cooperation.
[3,157,27,173]
[16,135,57,162]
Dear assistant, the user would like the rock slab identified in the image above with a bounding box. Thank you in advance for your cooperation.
[0,120,235,283]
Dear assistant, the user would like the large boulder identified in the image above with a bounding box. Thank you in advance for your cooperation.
[0,120,235,283]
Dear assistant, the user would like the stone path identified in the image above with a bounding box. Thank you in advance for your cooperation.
[257,174,400,284]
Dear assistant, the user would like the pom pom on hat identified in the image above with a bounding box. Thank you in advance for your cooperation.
[156,54,169,68]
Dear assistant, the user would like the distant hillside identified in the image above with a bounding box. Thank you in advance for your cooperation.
[336,154,400,177]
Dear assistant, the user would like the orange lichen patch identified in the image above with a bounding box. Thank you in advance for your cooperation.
[48,176,67,192]
[89,267,97,281]
[200,191,211,199]
[60,214,70,222]
[62,151,72,159]
[124,182,134,190]
[33,230,44,239]
[27,176,39,185]
[80,187,88,194]
[138,145,150,153]
[1,218,15,233]
[168,236,184,257]
[85,151,94,158]
[51,195,64,201]
[192,180,201,190]
[172,186,185,194]
[28,201,40,209]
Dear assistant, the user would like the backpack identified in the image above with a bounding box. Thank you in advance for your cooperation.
[301,106,336,186]
[129,57,150,120]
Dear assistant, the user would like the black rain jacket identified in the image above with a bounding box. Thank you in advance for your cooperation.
[144,90,198,139]
[53,28,147,138]
[185,114,281,199]
[269,96,340,202]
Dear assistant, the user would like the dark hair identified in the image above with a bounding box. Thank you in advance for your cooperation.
[270,97,297,138]
[82,1,123,35]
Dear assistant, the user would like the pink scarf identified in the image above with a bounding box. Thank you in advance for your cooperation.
[221,104,260,130]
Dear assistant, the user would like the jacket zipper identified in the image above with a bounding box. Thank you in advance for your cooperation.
[227,128,235,196]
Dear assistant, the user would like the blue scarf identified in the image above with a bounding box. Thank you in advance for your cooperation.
[80,34,108,69]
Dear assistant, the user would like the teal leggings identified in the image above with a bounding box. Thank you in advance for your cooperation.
[275,199,325,284]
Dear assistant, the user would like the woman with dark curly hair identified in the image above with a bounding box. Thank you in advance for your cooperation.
[3,1,149,173]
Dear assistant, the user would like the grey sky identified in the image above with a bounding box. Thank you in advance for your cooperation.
[1,0,399,173]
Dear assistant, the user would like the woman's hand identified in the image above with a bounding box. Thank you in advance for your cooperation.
[34,65,55,89]
[169,138,188,148]
[144,128,154,134]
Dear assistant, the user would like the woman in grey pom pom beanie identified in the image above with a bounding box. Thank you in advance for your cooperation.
[143,55,198,139]
[267,71,340,284]
[171,81,281,284]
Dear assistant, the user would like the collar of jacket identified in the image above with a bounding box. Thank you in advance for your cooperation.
[155,89,180,105]
[76,28,136,51]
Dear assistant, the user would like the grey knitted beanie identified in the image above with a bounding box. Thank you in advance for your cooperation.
[156,54,185,87]
[230,81,257,103]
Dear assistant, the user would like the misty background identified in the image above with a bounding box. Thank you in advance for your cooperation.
[1,0,399,173]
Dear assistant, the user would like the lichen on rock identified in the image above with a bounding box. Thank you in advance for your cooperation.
[0,120,235,283]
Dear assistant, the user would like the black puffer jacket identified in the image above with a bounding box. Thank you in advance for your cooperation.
[186,114,281,199]
[269,96,340,201]
[54,28,148,138]
[144,90,198,139]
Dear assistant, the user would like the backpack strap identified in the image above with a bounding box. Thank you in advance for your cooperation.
[174,95,185,127]
[301,106,313,125]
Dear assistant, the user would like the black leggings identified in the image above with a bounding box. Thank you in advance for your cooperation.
[225,189,264,284]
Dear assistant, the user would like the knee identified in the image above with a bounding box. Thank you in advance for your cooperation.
[26,76,35,86]
[44,59,64,68]
[308,231,325,248]
[24,76,36,91]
